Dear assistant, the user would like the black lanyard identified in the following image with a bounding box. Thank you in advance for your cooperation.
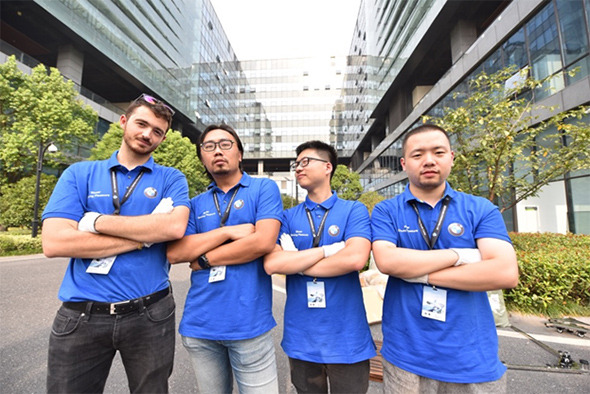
[110,169,145,215]
[213,186,240,227]
[410,196,451,250]
[305,207,330,248]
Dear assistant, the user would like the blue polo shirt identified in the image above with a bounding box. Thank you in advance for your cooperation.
[371,183,510,383]
[280,192,376,363]
[179,172,282,341]
[42,151,190,303]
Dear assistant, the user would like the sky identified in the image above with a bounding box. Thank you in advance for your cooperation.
[209,0,361,60]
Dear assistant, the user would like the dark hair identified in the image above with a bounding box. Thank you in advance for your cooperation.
[295,140,338,179]
[126,98,173,130]
[197,124,244,180]
[402,124,451,156]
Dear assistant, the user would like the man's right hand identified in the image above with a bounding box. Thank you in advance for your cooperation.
[78,212,102,233]
[279,233,298,251]
[451,248,482,266]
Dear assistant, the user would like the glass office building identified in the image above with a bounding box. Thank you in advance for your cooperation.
[351,0,590,234]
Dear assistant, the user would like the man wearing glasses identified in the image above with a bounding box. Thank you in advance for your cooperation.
[42,94,190,393]
[264,140,375,393]
[167,124,282,393]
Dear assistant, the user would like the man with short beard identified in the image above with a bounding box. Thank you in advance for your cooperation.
[167,124,282,394]
[42,94,190,393]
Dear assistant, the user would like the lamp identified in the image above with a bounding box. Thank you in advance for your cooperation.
[32,142,57,237]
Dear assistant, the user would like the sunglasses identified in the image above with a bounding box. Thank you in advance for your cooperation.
[135,93,175,116]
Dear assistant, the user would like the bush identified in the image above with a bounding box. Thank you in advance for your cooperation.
[505,232,590,316]
[0,233,43,256]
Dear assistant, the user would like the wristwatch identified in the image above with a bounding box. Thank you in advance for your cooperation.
[197,254,211,269]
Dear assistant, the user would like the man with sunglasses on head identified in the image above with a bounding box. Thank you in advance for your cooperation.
[167,124,282,394]
[264,140,375,393]
[42,94,190,393]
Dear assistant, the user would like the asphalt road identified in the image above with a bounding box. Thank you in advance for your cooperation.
[1,254,588,393]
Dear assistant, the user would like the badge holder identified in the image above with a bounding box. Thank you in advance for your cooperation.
[86,255,117,275]
[209,266,226,283]
[422,286,447,322]
[307,278,326,308]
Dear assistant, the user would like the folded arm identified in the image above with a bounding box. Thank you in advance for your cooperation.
[263,243,325,275]
[372,240,459,277]
[428,238,518,291]
[167,223,255,264]
[188,218,281,270]
[42,217,142,258]
[302,237,371,278]
[93,206,190,243]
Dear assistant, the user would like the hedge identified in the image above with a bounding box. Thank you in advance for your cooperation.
[0,234,43,256]
[505,232,590,316]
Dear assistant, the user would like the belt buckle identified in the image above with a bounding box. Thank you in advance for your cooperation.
[110,300,130,315]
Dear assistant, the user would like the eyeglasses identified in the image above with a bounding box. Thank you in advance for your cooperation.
[200,139,235,152]
[290,157,329,171]
[135,93,175,116]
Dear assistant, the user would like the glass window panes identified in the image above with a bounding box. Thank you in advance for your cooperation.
[556,0,589,65]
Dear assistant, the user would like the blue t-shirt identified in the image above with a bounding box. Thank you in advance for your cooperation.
[179,172,283,341]
[371,183,510,383]
[42,151,190,302]
[280,192,376,363]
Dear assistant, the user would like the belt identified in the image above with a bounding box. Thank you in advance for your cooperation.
[63,287,170,315]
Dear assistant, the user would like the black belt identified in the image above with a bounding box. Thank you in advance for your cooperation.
[63,287,170,315]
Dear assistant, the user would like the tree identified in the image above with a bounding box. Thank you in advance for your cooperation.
[331,164,363,200]
[90,123,209,197]
[358,191,385,214]
[0,173,57,228]
[424,66,590,212]
[0,56,98,185]
[281,193,298,209]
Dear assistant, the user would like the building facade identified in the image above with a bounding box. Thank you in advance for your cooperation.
[350,0,590,234]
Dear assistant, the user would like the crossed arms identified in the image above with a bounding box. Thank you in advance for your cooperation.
[372,237,519,291]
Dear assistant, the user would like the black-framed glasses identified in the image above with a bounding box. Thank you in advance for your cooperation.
[200,139,235,152]
[135,93,175,116]
[290,157,329,171]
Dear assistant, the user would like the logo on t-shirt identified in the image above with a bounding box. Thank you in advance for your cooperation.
[144,187,158,198]
[328,225,340,237]
[397,225,418,233]
[448,222,465,236]
[234,199,244,209]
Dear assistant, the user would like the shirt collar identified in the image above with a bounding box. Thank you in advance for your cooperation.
[107,151,155,172]
[304,191,338,211]
[402,182,456,205]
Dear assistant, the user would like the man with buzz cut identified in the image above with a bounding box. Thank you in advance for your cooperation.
[371,124,519,393]
[42,94,190,393]
[264,140,376,394]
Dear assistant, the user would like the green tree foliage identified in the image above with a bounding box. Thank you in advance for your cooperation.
[424,66,590,212]
[0,56,98,185]
[90,123,209,197]
[358,191,385,214]
[0,173,57,228]
[331,164,363,200]
[281,193,298,209]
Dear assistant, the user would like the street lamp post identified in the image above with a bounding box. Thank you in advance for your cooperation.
[32,141,57,238]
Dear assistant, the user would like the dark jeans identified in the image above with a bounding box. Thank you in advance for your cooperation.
[289,357,370,394]
[47,293,176,394]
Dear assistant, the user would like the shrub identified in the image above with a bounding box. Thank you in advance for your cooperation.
[0,233,43,256]
[505,232,590,316]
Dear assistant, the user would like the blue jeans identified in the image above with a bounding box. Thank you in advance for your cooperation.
[182,330,278,394]
[47,293,176,393]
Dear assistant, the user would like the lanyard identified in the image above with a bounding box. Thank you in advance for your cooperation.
[410,196,451,250]
[110,169,145,215]
[305,207,330,248]
[213,186,240,227]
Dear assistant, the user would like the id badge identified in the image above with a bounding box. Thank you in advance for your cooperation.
[422,286,447,322]
[209,265,226,283]
[307,281,326,308]
[86,255,117,275]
